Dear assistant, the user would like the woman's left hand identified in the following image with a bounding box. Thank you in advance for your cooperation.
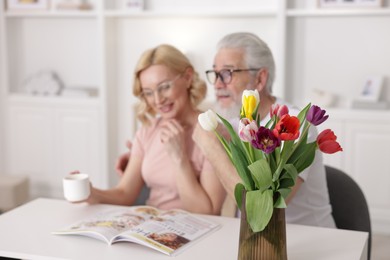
[160,119,187,164]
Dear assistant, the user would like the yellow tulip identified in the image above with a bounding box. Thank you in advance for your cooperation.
[241,90,260,121]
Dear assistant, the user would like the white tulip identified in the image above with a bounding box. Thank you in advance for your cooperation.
[198,109,218,131]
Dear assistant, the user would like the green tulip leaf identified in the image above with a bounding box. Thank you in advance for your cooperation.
[279,177,295,189]
[230,142,255,190]
[246,189,273,232]
[248,159,272,192]
[274,192,287,208]
[234,183,246,209]
[294,142,317,173]
[217,114,248,158]
[283,163,298,181]
[278,188,292,200]
[297,103,311,125]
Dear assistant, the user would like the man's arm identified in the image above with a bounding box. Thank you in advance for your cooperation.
[193,123,240,200]
[115,140,132,177]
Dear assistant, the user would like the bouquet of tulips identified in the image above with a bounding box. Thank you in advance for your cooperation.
[198,90,342,232]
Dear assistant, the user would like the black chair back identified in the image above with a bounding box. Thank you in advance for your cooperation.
[325,165,371,260]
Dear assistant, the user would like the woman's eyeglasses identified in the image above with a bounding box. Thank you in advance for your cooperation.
[141,74,182,101]
[205,68,261,84]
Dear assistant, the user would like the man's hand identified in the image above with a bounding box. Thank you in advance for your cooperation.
[115,140,132,177]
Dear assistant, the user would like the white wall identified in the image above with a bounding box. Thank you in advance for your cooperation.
[286,16,390,108]
[0,7,6,174]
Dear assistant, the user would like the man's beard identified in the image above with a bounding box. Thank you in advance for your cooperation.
[212,101,242,131]
[213,101,241,120]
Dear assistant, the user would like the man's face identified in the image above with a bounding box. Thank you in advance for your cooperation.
[212,48,256,110]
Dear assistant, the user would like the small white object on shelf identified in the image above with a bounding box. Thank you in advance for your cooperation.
[122,0,144,11]
[23,70,63,96]
[351,76,387,109]
[52,0,93,11]
[318,0,383,8]
[355,76,384,102]
[310,88,336,108]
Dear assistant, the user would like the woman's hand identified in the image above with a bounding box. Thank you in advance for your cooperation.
[66,170,97,204]
[160,119,187,164]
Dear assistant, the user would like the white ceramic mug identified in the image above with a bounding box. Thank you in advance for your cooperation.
[63,173,91,202]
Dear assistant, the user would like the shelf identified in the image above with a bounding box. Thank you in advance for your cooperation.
[287,8,390,17]
[324,107,390,120]
[104,9,277,18]
[7,94,100,106]
[5,11,98,18]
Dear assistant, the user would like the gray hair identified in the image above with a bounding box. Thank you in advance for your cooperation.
[217,32,275,93]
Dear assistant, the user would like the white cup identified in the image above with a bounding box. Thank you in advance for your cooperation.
[63,173,91,202]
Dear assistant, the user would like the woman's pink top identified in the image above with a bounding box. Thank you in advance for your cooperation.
[131,118,213,210]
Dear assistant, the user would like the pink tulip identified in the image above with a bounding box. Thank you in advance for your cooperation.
[270,104,289,118]
[239,118,259,142]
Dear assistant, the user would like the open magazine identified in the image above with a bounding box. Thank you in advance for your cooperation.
[52,206,220,256]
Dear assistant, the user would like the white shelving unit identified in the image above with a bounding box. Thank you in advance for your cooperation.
[0,0,389,233]
[0,1,109,200]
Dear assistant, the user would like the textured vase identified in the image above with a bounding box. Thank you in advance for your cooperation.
[238,192,287,260]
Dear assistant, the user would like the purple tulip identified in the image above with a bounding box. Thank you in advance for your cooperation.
[251,126,281,154]
[306,105,329,126]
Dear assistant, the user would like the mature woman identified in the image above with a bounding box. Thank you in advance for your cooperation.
[79,44,226,215]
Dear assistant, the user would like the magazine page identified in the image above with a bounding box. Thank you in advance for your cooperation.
[52,206,162,244]
[115,209,221,256]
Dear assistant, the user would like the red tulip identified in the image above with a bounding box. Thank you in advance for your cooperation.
[317,129,343,154]
[272,114,300,141]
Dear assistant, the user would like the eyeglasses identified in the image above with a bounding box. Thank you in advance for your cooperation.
[141,74,181,101]
[205,68,261,84]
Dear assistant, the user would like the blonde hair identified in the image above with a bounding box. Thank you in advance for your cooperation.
[133,44,207,125]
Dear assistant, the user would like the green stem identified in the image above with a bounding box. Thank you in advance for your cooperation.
[272,122,311,181]
[290,122,311,156]
[214,130,232,159]
[245,142,255,164]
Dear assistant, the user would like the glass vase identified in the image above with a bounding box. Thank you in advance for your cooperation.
[238,192,287,260]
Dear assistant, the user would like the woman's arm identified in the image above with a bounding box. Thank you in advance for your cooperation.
[160,119,226,215]
[173,155,226,215]
[86,155,145,206]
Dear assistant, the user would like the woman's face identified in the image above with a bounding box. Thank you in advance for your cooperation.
[139,65,191,120]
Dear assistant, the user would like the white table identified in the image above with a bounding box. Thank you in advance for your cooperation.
[0,198,368,260]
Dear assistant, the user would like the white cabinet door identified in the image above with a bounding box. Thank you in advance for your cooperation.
[55,107,103,189]
[344,120,390,232]
[6,100,103,199]
[6,105,55,197]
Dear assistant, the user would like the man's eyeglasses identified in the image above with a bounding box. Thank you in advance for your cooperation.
[141,74,181,101]
[205,68,261,85]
